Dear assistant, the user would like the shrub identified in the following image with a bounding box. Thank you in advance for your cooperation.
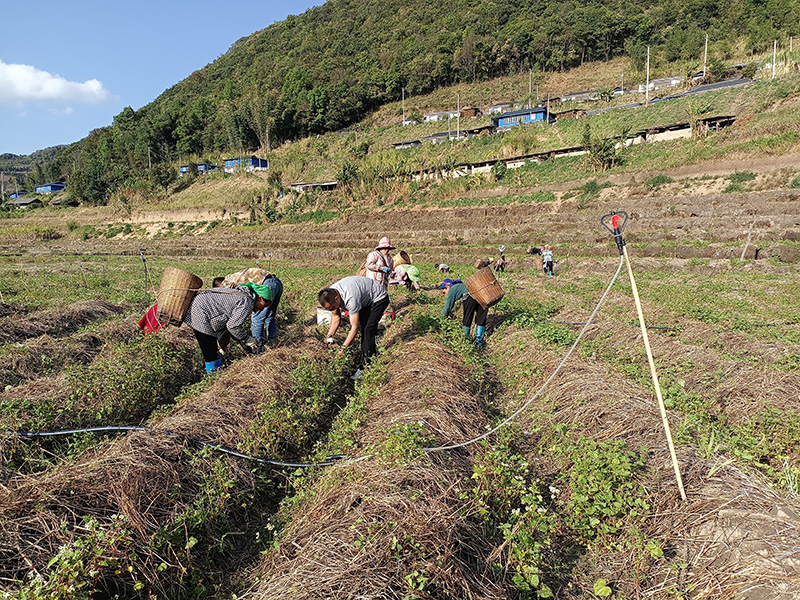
[645,174,673,190]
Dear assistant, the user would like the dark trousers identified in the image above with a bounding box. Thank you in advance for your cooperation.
[358,295,390,367]
[193,329,220,362]
[462,295,488,327]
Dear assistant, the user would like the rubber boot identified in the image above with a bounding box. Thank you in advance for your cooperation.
[205,356,223,374]
[462,325,471,340]
[474,326,486,349]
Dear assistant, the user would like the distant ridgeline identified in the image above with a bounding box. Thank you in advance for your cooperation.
[30,0,800,204]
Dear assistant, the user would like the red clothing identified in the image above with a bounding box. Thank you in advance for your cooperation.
[138,304,165,334]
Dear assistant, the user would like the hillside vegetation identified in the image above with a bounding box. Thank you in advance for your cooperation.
[3,0,798,207]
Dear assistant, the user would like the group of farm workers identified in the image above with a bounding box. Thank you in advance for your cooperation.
[176,236,495,377]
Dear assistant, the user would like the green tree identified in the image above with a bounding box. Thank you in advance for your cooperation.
[149,163,176,195]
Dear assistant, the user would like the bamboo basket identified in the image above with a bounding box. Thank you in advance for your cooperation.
[156,267,203,326]
[392,250,411,267]
[465,267,504,309]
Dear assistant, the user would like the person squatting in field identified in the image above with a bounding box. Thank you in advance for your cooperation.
[440,277,488,348]
[363,236,395,287]
[185,282,272,373]
[318,275,390,380]
[215,267,284,351]
[390,263,421,290]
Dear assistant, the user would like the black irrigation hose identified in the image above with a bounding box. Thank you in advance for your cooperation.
[10,426,343,469]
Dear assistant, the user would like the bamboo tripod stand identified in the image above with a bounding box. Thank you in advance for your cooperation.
[602,212,687,502]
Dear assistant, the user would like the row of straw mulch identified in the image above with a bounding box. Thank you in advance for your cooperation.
[240,334,512,600]
[491,314,800,599]
[0,318,140,389]
[0,325,198,440]
[0,299,126,344]
[0,331,346,598]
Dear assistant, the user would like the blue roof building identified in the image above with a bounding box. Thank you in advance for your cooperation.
[34,182,66,194]
[9,190,29,199]
[491,107,555,129]
[223,155,268,173]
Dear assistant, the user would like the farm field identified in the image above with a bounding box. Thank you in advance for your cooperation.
[1,171,800,599]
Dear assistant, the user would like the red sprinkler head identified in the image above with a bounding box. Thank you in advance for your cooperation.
[612,214,621,230]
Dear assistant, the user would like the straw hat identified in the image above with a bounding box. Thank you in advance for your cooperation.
[376,236,395,250]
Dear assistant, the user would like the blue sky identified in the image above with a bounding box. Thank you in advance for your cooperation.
[0,1,322,156]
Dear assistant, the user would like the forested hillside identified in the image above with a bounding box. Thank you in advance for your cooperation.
[17,0,800,203]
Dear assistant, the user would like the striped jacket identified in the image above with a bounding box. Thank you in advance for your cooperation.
[184,287,254,341]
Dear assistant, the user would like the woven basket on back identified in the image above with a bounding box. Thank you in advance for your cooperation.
[465,267,504,310]
[392,250,411,267]
[156,267,203,326]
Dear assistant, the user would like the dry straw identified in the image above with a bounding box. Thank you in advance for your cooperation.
[244,337,511,600]
[0,337,335,598]
[0,300,125,344]
[492,322,800,598]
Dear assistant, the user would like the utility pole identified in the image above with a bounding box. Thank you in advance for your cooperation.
[402,87,406,124]
[773,39,777,79]
[703,34,708,79]
[536,84,539,103]
[528,69,532,108]
[456,92,460,140]
[621,71,624,94]
[546,93,550,119]
[148,147,152,169]
[645,46,651,106]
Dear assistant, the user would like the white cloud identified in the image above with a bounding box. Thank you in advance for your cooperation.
[0,60,114,107]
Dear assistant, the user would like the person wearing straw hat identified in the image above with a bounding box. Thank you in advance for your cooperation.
[440,278,488,348]
[184,283,272,373]
[318,275,390,380]
[364,236,395,288]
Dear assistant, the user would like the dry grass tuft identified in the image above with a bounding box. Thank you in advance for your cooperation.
[0,300,126,343]
[490,323,800,599]
[245,337,510,600]
[0,338,340,598]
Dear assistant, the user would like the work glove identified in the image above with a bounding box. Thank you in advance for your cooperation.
[380,266,391,273]
[326,337,336,345]
[241,336,259,354]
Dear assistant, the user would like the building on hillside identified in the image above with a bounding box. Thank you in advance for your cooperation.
[637,76,684,93]
[557,90,596,103]
[34,182,66,194]
[423,110,459,122]
[197,163,219,174]
[9,190,28,199]
[460,106,481,118]
[392,139,423,150]
[9,196,42,209]
[486,102,513,114]
[491,107,555,130]
[288,181,338,193]
[223,155,268,173]
[553,108,587,121]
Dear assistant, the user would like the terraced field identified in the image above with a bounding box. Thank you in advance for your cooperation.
[2,155,800,599]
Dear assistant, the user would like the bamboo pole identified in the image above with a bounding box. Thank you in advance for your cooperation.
[622,244,687,502]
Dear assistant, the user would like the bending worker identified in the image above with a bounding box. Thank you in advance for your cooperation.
[318,275,390,380]
[440,278,488,348]
[216,267,283,350]
[184,282,272,373]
